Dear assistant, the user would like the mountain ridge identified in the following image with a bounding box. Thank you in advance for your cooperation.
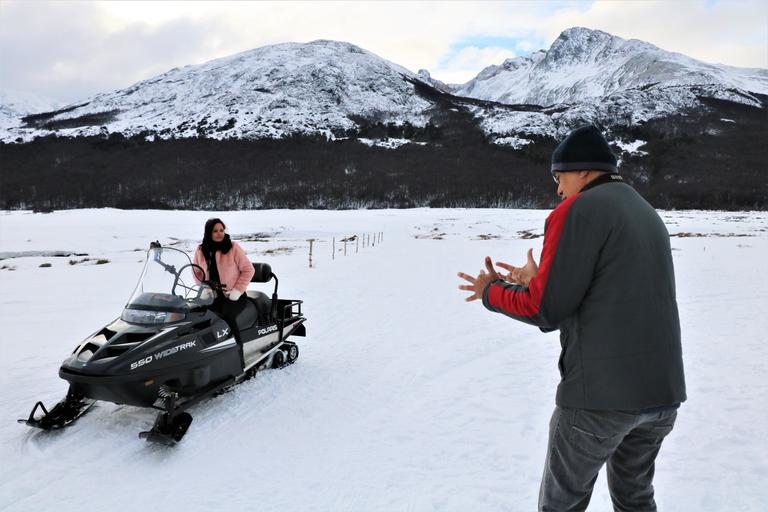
[454,27,767,108]
[1,27,766,211]
[2,27,765,145]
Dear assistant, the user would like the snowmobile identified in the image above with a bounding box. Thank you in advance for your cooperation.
[19,245,306,445]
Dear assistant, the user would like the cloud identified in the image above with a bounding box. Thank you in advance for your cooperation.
[0,1,223,104]
[0,1,567,103]
[515,40,536,53]
[434,46,519,85]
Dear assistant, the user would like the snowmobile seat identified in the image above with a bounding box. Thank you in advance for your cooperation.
[251,263,273,283]
[235,299,258,331]
[246,290,272,325]
[247,263,275,324]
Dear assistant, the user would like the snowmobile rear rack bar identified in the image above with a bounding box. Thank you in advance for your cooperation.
[278,300,303,339]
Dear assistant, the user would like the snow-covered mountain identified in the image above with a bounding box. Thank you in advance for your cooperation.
[416,69,455,94]
[0,89,61,117]
[2,28,766,145]
[454,27,767,144]
[457,27,767,108]
[0,89,61,138]
[7,40,432,142]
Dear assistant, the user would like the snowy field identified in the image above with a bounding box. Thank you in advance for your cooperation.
[1,208,766,511]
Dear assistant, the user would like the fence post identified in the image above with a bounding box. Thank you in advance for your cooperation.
[344,238,347,256]
[332,237,335,260]
[356,235,359,253]
[308,239,314,268]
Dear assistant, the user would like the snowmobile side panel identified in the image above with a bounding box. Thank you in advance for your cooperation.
[60,345,242,407]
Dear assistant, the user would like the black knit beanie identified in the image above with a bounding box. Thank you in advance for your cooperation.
[551,125,618,174]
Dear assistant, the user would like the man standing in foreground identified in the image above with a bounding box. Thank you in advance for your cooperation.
[458,126,686,511]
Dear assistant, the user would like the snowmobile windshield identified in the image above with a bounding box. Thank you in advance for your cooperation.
[122,246,213,324]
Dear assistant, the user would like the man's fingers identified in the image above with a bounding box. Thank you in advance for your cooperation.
[457,272,476,284]
[484,256,497,277]
[458,262,497,302]
[496,262,516,271]
[527,248,536,265]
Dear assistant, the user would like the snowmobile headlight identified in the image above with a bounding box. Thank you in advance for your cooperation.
[121,309,186,325]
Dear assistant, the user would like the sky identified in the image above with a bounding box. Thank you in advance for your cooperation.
[0,0,766,106]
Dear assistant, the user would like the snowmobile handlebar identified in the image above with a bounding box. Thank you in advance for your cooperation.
[202,280,226,293]
[169,262,208,300]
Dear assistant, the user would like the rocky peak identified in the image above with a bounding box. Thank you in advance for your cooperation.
[417,69,454,93]
[541,27,654,69]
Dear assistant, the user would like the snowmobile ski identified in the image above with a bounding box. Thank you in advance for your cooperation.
[139,412,193,446]
[18,388,95,430]
[139,390,193,446]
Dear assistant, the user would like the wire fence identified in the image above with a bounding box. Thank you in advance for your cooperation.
[307,232,384,268]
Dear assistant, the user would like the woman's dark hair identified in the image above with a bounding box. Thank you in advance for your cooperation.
[200,218,232,255]
[203,218,226,245]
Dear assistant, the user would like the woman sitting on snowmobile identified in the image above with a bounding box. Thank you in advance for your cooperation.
[193,218,255,342]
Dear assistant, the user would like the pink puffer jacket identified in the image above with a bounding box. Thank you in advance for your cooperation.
[193,241,255,293]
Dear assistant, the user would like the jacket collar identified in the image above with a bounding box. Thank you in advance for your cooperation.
[580,173,624,193]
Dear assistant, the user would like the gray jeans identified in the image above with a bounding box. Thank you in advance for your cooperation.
[539,406,678,512]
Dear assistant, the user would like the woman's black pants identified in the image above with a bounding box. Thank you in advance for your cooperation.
[211,293,247,342]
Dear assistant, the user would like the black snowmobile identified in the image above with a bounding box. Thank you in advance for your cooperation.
[19,245,306,445]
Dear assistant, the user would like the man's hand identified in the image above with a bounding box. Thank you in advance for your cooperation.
[496,248,538,287]
[458,256,499,302]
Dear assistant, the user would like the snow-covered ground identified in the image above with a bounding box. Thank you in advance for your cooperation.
[1,208,766,511]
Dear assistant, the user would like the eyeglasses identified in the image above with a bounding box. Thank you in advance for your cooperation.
[551,172,560,185]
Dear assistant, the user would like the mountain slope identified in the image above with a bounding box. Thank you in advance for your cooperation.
[11,40,433,142]
[455,27,768,108]
[3,29,766,145]
[0,90,61,140]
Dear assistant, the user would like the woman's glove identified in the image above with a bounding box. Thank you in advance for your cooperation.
[226,289,243,301]
[200,287,215,301]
